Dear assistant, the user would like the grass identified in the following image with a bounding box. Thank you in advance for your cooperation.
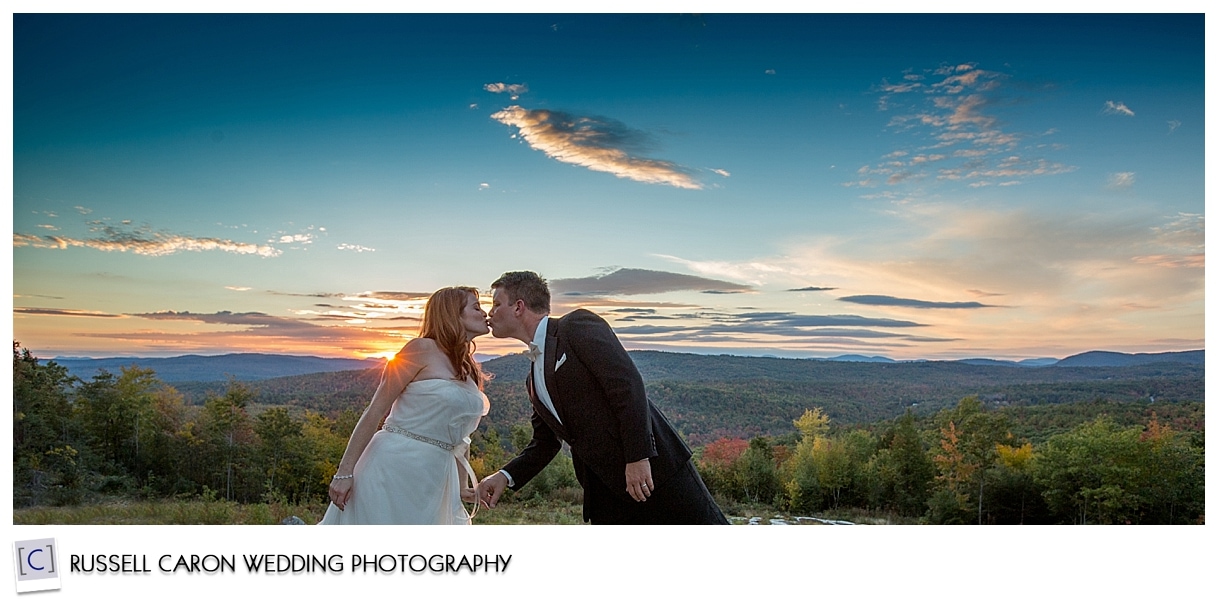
[12,496,584,525]
[468,497,587,525]
[13,490,904,525]
[13,498,331,525]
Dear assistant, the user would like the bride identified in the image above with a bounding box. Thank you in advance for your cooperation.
[318,286,490,525]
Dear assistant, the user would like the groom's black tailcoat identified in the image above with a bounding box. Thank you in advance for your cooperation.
[501,309,727,524]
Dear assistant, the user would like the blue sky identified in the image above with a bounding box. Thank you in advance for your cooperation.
[10,13,1206,361]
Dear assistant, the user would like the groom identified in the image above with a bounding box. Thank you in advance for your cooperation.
[476,271,728,524]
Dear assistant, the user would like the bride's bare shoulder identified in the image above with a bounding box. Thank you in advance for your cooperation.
[400,337,449,364]
[384,338,438,366]
[398,337,438,352]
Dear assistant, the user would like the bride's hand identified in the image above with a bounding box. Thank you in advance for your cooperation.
[329,478,354,511]
[460,487,477,503]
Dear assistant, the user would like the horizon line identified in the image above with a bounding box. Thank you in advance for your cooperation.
[34,347,1206,364]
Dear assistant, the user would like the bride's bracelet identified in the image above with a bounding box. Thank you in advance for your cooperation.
[332,474,353,480]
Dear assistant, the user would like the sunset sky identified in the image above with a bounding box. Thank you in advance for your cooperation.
[10,13,1206,362]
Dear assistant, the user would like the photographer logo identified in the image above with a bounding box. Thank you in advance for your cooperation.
[13,538,61,593]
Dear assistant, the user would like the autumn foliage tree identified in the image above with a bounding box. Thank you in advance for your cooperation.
[697,437,749,497]
[11,341,1205,524]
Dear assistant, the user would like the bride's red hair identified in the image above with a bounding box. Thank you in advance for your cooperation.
[418,286,486,389]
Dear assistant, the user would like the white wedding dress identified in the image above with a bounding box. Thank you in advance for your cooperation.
[318,378,489,525]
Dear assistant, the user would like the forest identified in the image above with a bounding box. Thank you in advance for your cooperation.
[13,342,1204,524]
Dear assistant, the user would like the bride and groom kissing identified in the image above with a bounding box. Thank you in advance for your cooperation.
[320,271,728,525]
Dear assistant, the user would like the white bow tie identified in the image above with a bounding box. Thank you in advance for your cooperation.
[525,342,541,362]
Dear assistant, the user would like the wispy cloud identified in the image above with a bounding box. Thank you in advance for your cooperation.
[1103,101,1135,117]
[277,234,314,244]
[1134,212,1204,269]
[484,82,528,100]
[838,295,996,309]
[556,298,703,312]
[734,312,924,328]
[859,63,1073,189]
[225,286,252,292]
[134,310,311,327]
[268,290,433,318]
[1167,120,1181,133]
[967,289,1005,298]
[603,308,945,353]
[788,286,837,292]
[14,226,282,257]
[1108,172,1135,189]
[1131,253,1204,269]
[491,105,702,189]
[552,268,752,296]
[337,243,376,253]
[641,202,1202,358]
[655,254,789,287]
[798,204,1202,324]
[267,290,347,298]
[608,327,970,363]
[70,309,417,357]
[944,157,1075,181]
[15,307,126,318]
[353,291,434,302]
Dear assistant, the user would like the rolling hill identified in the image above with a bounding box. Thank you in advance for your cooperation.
[149,349,1203,446]
[50,353,382,382]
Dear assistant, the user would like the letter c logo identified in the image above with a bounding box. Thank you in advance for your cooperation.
[27,548,44,571]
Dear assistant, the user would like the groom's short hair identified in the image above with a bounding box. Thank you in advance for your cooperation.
[492,271,551,314]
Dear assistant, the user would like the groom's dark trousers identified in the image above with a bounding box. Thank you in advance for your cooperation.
[501,309,728,525]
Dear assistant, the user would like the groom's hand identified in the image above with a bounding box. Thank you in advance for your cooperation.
[625,458,654,502]
[477,472,509,508]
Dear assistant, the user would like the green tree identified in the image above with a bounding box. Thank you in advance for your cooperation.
[115,366,162,480]
[74,371,126,472]
[738,437,781,504]
[194,382,257,501]
[984,442,1050,524]
[13,343,77,457]
[1034,417,1144,524]
[13,342,81,506]
[1137,414,1204,524]
[301,410,351,498]
[782,442,820,513]
[470,426,510,480]
[138,385,191,495]
[781,408,830,513]
[255,407,304,500]
[501,423,578,501]
[838,429,878,509]
[870,410,934,517]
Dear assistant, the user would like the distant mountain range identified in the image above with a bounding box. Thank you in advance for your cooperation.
[121,348,1202,445]
[821,350,1203,368]
[49,353,382,382]
[1053,350,1204,368]
[46,348,1203,383]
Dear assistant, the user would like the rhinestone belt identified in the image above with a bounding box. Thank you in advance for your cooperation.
[382,425,455,452]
